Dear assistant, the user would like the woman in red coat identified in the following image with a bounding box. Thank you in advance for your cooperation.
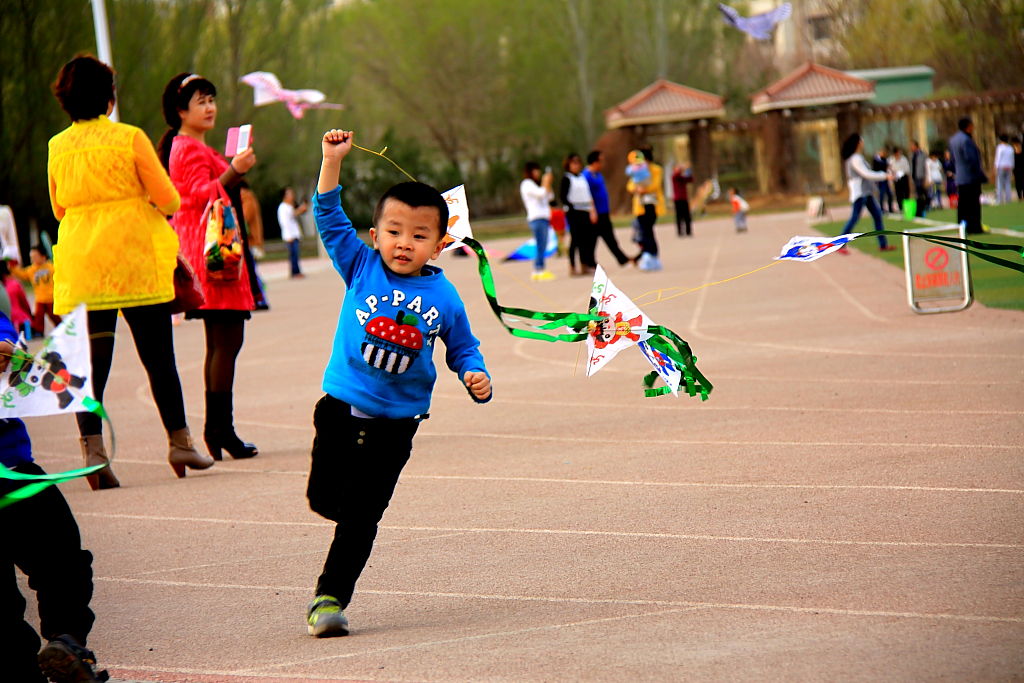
[158,73,258,460]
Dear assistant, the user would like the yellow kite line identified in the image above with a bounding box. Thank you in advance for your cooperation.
[633,260,784,307]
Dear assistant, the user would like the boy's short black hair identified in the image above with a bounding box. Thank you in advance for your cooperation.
[958,117,972,132]
[372,182,449,239]
[586,150,602,165]
[52,54,115,121]
[30,244,46,254]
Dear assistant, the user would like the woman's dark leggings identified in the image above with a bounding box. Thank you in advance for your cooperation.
[203,318,245,393]
[566,209,596,270]
[76,302,186,437]
[635,204,659,257]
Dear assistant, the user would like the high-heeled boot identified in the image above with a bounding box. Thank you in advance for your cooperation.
[79,434,120,490]
[204,390,258,460]
[168,427,215,478]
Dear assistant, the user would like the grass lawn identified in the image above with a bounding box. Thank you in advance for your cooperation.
[815,203,1024,311]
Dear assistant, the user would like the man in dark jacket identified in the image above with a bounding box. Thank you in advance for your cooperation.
[910,140,929,217]
[948,118,987,234]
[872,148,895,214]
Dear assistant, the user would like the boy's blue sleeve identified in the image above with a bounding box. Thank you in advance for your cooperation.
[0,311,15,343]
[313,185,369,284]
[442,305,491,404]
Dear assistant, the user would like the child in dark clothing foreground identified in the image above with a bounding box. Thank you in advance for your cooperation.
[0,311,107,682]
[305,129,492,637]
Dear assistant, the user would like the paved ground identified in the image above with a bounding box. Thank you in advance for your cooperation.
[21,210,1024,682]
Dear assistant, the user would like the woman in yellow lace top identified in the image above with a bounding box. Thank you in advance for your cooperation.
[47,54,213,487]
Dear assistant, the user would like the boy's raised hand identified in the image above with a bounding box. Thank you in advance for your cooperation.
[463,371,491,402]
[322,129,353,162]
[0,340,13,373]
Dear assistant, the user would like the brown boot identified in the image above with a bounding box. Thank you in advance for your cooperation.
[79,435,120,490]
[168,427,215,478]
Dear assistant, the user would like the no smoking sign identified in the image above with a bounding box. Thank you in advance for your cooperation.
[924,246,949,271]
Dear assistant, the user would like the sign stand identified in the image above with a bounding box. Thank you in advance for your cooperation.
[806,196,831,223]
[903,222,972,314]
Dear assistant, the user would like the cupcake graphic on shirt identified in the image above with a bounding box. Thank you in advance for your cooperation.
[361,310,423,375]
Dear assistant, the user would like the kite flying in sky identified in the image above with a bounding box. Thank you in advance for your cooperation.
[718,2,792,40]
[240,71,345,119]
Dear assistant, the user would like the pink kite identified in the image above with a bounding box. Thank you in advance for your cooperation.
[240,71,345,120]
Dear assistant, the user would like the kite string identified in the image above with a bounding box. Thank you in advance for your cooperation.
[352,144,417,182]
[634,260,784,307]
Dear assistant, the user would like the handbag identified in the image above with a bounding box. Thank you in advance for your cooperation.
[169,253,205,314]
[201,183,244,281]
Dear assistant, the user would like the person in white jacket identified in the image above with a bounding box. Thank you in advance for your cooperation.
[839,133,896,252]
[994,134,1015,204]
[519,162,555,280]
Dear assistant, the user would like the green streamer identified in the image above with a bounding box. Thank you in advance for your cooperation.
[851,230,1024,274]
[460,237,712,400]
[0,398,114,508]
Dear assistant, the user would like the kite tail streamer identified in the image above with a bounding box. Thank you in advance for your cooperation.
[853,230,1024,274]
[643,326,714,400]
[462,237,600,342]
[461,237,711,399]
[0,399,114,509]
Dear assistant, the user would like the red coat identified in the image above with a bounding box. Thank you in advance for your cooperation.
[168,135,254,312]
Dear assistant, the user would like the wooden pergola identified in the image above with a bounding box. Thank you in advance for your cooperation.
[750,62,875,194]
[597,79,726,212]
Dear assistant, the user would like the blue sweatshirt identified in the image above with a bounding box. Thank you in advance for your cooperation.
[583,168,610,215]
[314,186,489,419]
[0,311,32,467]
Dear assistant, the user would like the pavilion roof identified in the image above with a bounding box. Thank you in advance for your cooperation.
[751,62,874,114]
[605,79,725,128]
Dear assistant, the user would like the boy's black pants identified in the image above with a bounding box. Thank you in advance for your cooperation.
[1,463,95,681]
[307,395,419,608]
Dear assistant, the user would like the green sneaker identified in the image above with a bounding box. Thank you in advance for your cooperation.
[307,595,349,637]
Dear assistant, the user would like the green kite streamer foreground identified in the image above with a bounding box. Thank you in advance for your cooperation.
[0,397,113,509]
[460,236,713,400]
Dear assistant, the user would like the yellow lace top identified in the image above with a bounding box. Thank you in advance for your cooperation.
[48,116,181,314]
[627,162,667,217]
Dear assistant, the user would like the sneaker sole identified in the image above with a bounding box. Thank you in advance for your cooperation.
[38,641,105,682]
[308,622,349,638]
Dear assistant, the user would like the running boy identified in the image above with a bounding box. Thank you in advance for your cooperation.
[728,187,749,233]
[1,310,107,682]
[305,129,492,637]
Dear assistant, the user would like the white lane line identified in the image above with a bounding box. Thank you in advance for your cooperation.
[242,607,703,673]
[69,467,1024,494]
[93,577,1024,625]
[810,259,888,322]
[497,340,1023,382]
[116,532,473,579]
[400,474,1024,495]
[38,430,1020,454]
[688,328,1022,359]
[77,514,1022,549]
[689,235,722,331]
[416,431,1021,450]
[711,373,1022,386]
[430,394,1024,416]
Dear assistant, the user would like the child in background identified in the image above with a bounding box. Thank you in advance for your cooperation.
[729,187,749,233]
[549,202,566,256]
[0,310,108,682]
[0,259,34,337]
[624,149,651,186]
[305,129,492,637]
[8,244,61,336]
